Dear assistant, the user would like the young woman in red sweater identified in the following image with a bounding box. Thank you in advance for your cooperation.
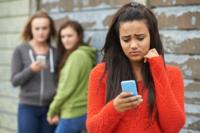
[86,2,185,133]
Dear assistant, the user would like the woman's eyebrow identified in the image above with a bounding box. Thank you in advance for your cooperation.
[121,35,131,38]
[135,33,145,36]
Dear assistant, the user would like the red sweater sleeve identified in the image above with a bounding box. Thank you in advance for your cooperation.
[148,56,186,133]
[86,64,125,133]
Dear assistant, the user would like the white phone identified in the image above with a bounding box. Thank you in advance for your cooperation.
[36,55,46,65]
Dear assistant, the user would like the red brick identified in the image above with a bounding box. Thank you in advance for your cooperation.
[160,30,200,54]
[185,80,200,91]
[165,54,200,80]
[153,6,200,30]
[40,0,130,12]
[50,9,116,30]
[151,0,200,6]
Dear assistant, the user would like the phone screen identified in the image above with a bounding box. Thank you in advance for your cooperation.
[121,80,138,96]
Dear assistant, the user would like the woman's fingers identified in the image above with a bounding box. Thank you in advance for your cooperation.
[118,92,132,98]
[120,95,142,103]
[47,116,59,125]
[144,48,159,62]
[120,97,143,108]
[114,92,143,112]
[47,117,53,125]
[52,115,59,124]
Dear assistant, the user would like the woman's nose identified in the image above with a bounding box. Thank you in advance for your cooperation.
[130,40,138,49]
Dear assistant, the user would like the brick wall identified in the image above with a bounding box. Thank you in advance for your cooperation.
[40,0,148,60]
[0,0,33,132]
[0,0,199,132]
[151,0,200,132]
[40,0,147,61]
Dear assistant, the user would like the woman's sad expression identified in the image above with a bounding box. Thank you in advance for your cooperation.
[119,20,150,63]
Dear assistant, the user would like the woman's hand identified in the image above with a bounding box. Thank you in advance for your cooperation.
[47,115,59,125]
[113,92,143,112]
[30,61,46,72]
[144,48,159,63]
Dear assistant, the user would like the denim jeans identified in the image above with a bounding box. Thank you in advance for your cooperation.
[55,114,86,133]
[18,104,56,133]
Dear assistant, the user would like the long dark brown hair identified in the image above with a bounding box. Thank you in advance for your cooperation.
[57,20,86,77]
[101,2,165,117]
[22,11,56,44]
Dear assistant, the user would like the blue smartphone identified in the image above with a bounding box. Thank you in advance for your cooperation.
[121,80,138,96]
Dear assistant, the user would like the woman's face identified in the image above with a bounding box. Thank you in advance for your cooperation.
[119,20,150,63]
[61,26,79,50]
[31,18,50,43]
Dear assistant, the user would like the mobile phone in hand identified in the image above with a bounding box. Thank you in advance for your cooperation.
[36,55,46,65]
[121,80,138,96]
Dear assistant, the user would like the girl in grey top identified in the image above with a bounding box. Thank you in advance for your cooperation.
[10,11,58,133]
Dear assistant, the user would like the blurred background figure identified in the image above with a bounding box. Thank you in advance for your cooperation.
[10,11,58,133]
[47,20,96,133]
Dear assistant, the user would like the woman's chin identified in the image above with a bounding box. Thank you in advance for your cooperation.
[128,57,143,63]
[35,39,47,44]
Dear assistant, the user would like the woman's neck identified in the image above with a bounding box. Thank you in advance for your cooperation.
[131,61,143,81]
[29,40,49,55]
[30,39,48,47]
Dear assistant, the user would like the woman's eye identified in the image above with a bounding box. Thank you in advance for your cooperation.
[137,37,144,41]
[61,35,66,39]
[123,39,130,43]
[35,27,40,31]
[67,35,73,38]
[42,27,48,30]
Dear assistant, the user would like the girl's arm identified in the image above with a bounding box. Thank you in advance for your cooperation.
[148,56,185,133]
[86,64,125,133]
[11,47,34,87]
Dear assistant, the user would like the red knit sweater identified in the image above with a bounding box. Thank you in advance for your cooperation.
[86,56,185,133]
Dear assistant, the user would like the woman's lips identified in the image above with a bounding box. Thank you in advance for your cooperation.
[129,51,142,56]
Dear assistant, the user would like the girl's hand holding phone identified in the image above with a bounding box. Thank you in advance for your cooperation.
[30,55,46,72]
[30,62,46,72]
[113,92,143,112]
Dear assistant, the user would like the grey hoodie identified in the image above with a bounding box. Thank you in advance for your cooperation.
[11,43,59,106]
